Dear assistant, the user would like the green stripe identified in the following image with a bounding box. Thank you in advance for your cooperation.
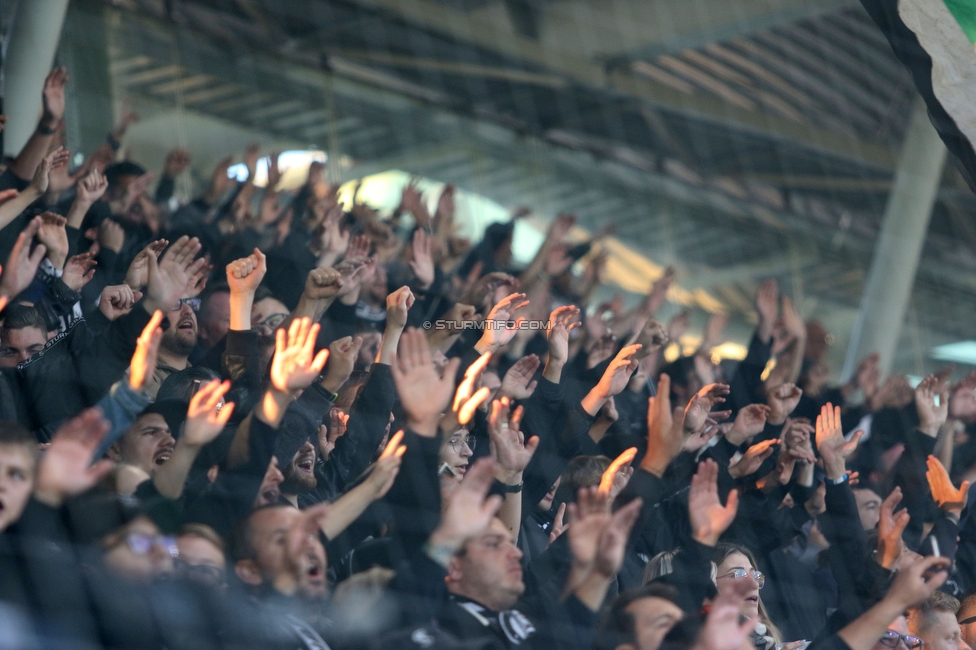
[945,0,976,44]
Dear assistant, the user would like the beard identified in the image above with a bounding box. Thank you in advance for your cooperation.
[280,462,318,495]
[161,328,197,357]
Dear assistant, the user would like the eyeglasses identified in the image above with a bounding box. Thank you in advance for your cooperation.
[254,312,288,332]
[170,298,201,313]
[117,531,179,558]
[174,559,225,586]
[879,631,923,649]
[718,568,765,589]
[448,435,476,454]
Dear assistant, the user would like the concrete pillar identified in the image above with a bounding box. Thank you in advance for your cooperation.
[842,99,947,379]
[3,0,70,156]
[58,0,114,159]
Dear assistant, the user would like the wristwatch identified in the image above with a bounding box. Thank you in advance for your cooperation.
[826,473,849,485]
[501,482,523,494]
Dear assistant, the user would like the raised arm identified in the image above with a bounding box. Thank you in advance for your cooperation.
[226,248,267,332]
[9,68,67,183]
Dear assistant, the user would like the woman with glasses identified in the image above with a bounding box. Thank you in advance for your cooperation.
[710,542,785,650]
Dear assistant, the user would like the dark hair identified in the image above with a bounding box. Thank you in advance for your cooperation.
[253,286,280,305]
[103,161,147,186]
[1,304,46,333]
[595,582,683,650]
[553,455,610,505]
[178,523,226,554]
[0,420,37,460]
[157,367,221,402]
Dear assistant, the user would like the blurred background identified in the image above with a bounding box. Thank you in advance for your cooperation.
[8,0,976,381]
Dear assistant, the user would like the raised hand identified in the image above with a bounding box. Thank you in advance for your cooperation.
[726,403,771,446]
[488,396,538,484]
[728,438,780,479]
[915,374,949,437]
[163,148,191,178]
[226,248,267,295]
[498,354,540,401]
[36,212,69,268]
[98,218,125,255]
[877,486,910,569]
[884,555,951,610]
[0,216,48,303]
[409,228,435,289]
[42,67,68,124]
[76,168,108,205]
[599,447,637,495]
[547,304,581,368]
[99,284,143,321]
[391,328,461,436]
[386,285,415,330]
[30,147,69,195]
[303,267,343,302]
[364,431,407,498]
[755,279,779,338]
[428,458,504,557]
[145,236,207,313]
[125,239,168,290]
[632,320,669,359]
[816,403,862,480]
[684,383,731,434]
[129,310,163,391]
[926,455,969,515]
[768,383,803,425]
[476,292,530,353]
[183,380,234,447]
[642,374,683,477]
[593,344,642,401]
[62,251,98,292]
[453,351,492,425]
[34,408,114,508]
[270,317,329,392]
[689,459,739,546]
[694,581,759,650]
[321,335,362,394]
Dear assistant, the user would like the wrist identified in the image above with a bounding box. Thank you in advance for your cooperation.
[495,469,523,486]
[726,427,749,446]
[33,486,63,508]
[38,115,60,134]
[823,460,847,481]
[320,373,346,395]
[426,530,464,557]
[767,411,788,426]
[919,423,941,438]
[543,359,564,383]
[474,339,497,356]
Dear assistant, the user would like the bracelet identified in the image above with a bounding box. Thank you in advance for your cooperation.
[501,482,523,494]
[826,473,849,485]
[946,512,961,525]
[36,121,57,136]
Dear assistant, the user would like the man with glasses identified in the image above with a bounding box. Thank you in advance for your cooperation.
[873,617,923,650]
[908,592,972,650]
[145,296,201,399]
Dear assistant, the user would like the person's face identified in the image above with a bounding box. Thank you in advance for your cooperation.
[198,292,230,349]
[872,617,917,650]
[714,552,761,618]
[252,298,289,337]
[853,488,882,531]
[161,302,198,356]
[0,326,46,367]
[254,457,285,507]
[539,477,560,512]
[102,517,175,582]
[356,331,381,368]
[448,518,524,611]
[237,506,328,598]
[176,534,226,587]
[440,429,474,478]
[112,414,175,475]
[280,441,317,495]
[915,611,971,650]
[626,596,685,650]
[960,614,976,650]
[0,443,35,532]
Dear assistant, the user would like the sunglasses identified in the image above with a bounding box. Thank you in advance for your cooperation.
[879,630,923,649]
[718,568,765,589]
[448,435,476,454]
[254,313,288,332]
[117,531,179,558]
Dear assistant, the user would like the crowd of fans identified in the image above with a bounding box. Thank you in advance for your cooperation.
[0,64,974,650]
